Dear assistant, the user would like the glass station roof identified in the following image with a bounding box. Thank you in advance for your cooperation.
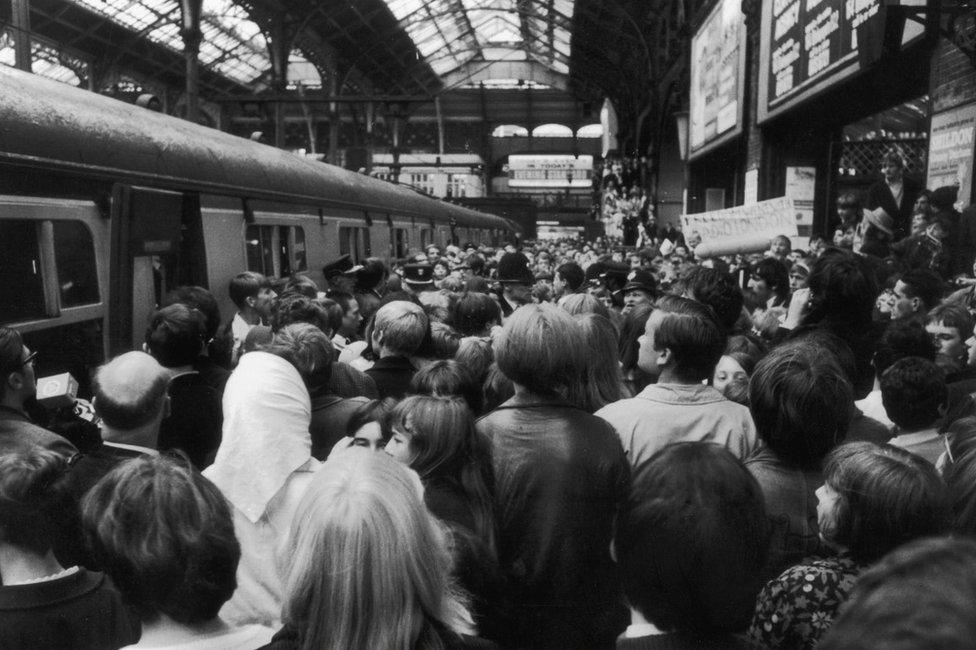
[71,0,269,84]
[383,0,573,77]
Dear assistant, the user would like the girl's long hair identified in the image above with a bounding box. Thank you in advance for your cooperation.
[568,313,628,412]
[390,395,497,556]
[281,449,473,650]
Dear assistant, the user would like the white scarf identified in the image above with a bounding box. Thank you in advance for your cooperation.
[204,352,311,523]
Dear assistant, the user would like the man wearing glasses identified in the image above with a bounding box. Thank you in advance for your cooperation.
[0,327,76,457]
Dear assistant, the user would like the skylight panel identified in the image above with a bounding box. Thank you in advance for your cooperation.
[69,0,269,85]
[381,0,574,81]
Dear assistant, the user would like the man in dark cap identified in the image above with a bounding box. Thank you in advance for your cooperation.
[402,262,436,295]
[620,269,657,315]
[353,258,387,331]
[322,254,362,294]
[496,252,534,317]
[601,262,631,296]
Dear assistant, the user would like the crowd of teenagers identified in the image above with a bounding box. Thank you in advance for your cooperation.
[8,200,976,649]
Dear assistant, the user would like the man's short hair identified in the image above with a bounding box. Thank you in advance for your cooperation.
[281,273,319,299]
[806,252,878,326]
[467,254,486,275]
[617,443,768,634]
[410,360,481,413]
[881,356,947,430]
[749,341,853,467]
[326,291,355,315]
[454,336,494,386]
[900,269,945,313]
[82,455,240,624]
[819,538,976,650]
[373,301,429,356]
[161,286,220,341]
[556,262,585,292]
[270,293,332,334]
[875,318,938,376]
[94,352,170,431]
[684,266,744,333]
[449,292,501,336]
[415,321,461,360]
[263,323,334,390]
[793,330,857,387]
[654,295,726,382]
[228,271,270,310]
[0,449,73,554]
[927,303,974,338]
[145,304,207,368]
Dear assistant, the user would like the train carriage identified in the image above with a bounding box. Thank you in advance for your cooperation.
[0,65,517,390]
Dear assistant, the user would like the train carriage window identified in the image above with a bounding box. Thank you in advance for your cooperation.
[290,227,308,273]
[246,225,275,275]
[246,225,307,278]
[0,221,46,322]
[53,221,99,307]
[339,227,352,258]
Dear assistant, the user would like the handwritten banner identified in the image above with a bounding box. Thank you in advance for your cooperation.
[681,196,799,242]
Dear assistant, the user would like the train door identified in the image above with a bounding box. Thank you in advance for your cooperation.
[389,216,410,259]
[368,212,389,263]
[338,223,371,263]
[109,185,207,356]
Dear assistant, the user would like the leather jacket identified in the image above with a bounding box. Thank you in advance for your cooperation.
[476,394,629,642]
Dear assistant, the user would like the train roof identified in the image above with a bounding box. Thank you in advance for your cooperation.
[0,66,511,231]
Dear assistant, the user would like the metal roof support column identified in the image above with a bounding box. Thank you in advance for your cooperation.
[479,82,492,197]
[435,95,445,156]
[179,0,202,123]
[10,0,32,71]
[327,70,340,166]
[266,14,296,149]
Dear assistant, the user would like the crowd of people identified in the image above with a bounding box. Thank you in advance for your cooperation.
[6,170,976,648]
[596,156,651,243]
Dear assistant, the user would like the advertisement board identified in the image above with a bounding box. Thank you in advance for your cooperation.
[927,102,976,210]
[689,0,747,158]
[758,0,926,123]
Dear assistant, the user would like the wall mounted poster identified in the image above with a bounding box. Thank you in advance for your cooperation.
[927,103,976,210]
[785,165,816,247]
[690,0,746,158]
